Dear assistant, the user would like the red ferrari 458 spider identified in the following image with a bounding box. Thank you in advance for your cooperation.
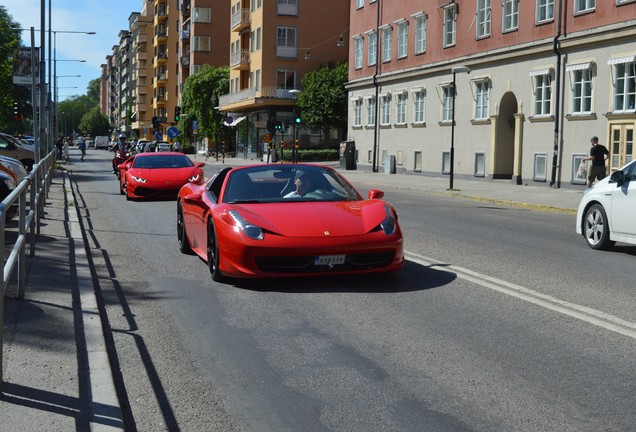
[119,152,205,200]
[177,163,404,281]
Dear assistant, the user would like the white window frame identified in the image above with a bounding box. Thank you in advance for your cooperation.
[610,59,636,113]
[574,0,595,14]
[356,0,364,9]
[354,36,363,70]
[193,7,211,23]
[381,26,392,62]
[256,28,262,50]
[443,5,457,48]
[396,20,408,59]
[192,36,211,52]
[413,88,425,124]
[277,27,296,48]
[531,71,552,116]
[474,79,490,120]
[381,94,391,125]
[367,31,377,66]
[442,84,454,122]
[502,0,519,32]
[567,63,593,115]
[276,69,296,90]
[533,153,548,182]
[395,91,407,124]
[536,0,554,23]
[476,0,492,39]
[412,13,427,54]
[353,99,362,127]
[366,96,376,126]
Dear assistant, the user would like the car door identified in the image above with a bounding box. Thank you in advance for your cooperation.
[610,162,636,238]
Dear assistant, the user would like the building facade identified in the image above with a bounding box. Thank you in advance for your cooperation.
[218,0,349,157]
[346,0,636,188]
[130,4,153,140]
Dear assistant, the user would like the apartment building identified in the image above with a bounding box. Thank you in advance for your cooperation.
[218,0,349,156]
[103,52,118,131]
[130,4,153,140]
[346,0,636,188]
[117,28,135,136]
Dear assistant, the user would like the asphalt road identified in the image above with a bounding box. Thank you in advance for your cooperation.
[66,149,636,432]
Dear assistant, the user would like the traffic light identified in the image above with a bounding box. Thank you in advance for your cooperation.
[174,106,181,122]
[284,119,290,132]
[293,107,301,124]
[275,121,283,130]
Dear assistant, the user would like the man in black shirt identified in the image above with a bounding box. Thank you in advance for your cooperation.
[584,136,609,188]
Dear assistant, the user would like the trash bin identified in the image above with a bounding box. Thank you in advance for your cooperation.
[339,141,356,170]
[383,155,396,174]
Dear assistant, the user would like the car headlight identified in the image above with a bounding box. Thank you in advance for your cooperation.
[131,176,147,183]
[189,173,202,183]
[228,210,264,240]
[379,205,397,235]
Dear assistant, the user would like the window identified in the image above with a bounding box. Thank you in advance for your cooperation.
[442,85,454,122]
[381,94,391,125]
[354,36,363,69]
[397,21,408,58]
[536,0,554,22]
[533,153,547,181]
[477,0,491,38]
[276,69,296,90]
[475,153,486,177]
[443,5,457,48]
[474,80,490,120]
[368,31,377,66]
[192,36,211,52]
[356,0,364,8]
[414,13,427,54]
[442,152,451,173]
[567,64,593,114]
[353,99,362,127]
[382,26,392,62]
[502,0,519,32]
[611,59,636,112]
[277,27,296,48]
[193,7,211,23]
[395,92,407,124]
[413,89,425,123]
[367,96,376,126]
[256,28,262,50]
[574,0,595,13]
[255,69,261,90]
[250,32,255,52]
[532,72,552,116]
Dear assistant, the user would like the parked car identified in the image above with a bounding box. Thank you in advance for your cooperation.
[0,171,18,219]
[0,132,35,172]
[0,156,29,181]
[176,163,404,282]
[155,141,171,152]
[136,139,150,153]
[576,159,636,249]
[95,136,109,150]
[118,152,205,201]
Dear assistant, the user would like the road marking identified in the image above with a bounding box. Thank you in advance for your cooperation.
[405,251,636,340]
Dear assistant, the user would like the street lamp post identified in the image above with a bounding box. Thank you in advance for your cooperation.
[288,89,301,163]
[449,65,471,191]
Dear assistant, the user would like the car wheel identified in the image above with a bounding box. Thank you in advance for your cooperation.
[119,178,125,195]
[125,184,132,201]
[177,201,193,254]
[583,204,615,250]
[207,219,224,282]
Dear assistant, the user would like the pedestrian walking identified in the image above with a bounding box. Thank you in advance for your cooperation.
[583,136,609,188]
[56,137,64,161]
[79,139,87,161]
[172,140,181,152]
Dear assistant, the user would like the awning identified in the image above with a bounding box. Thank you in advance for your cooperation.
[529,68,553,76]
[607,55,635,65]
[565,62,593,72]
[223,116,246,127]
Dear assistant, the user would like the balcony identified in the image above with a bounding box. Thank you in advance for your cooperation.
[231,8,251,32]
[230,49,250,70]
[157,31,168,43]
[157,7,168,22]
[136,51,147,62]
[181,29,190,41]
[181,1,190,17]
[157,52,168,63]
[180,56,190,68]
[156,74,167,83]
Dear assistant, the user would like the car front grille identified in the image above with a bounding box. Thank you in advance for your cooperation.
[255,251,396,273]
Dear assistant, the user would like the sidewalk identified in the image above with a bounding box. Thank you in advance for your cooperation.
[1,169,124,431]
[1,157,582,431]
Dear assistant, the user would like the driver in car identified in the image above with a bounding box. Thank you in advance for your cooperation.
[283,170,313,198]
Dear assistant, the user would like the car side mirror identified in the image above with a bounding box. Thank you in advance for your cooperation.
[196,162,205,168]
[368,189,384,199]
[610,170,624,185]
[184,191,203,204]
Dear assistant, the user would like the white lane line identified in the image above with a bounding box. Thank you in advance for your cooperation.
[405,251,636,340]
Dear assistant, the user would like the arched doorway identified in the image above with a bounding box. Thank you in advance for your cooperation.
[493,92,518,181]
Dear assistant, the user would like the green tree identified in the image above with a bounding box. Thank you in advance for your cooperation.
[86,78,100,106]
[296,62,348,145]
[78,106,110,137]
[178,65,229,148]
[58,95,97,137]
[0,6,23,132]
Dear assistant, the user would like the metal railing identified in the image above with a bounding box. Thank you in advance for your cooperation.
[0,151,55,393]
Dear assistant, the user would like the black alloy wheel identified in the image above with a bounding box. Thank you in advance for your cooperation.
[207,219,224,282]
[177,201,193,254]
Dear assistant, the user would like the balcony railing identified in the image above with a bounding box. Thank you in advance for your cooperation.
[231,8,251,31]
[230,49,250,69]
[218,87,297,107]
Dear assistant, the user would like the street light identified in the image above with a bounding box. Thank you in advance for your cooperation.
[288,89,301,163]
[449,65,471,191]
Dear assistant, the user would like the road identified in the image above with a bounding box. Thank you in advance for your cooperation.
[66,149,635,432]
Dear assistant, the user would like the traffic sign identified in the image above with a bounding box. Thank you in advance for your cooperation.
[263,133,272,143]
[155,131,163,140]
[192,120,198,131]
[167,126,179,138]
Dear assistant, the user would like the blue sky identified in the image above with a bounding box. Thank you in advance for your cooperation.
[5,0,137,100]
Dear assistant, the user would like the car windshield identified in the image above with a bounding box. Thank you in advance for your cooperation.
[222,165,362,204]
[133,155,194,169]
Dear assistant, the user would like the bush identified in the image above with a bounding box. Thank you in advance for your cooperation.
[294,149,339,161]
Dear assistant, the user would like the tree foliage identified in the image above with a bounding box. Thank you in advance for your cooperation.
[178,65,229,145]
[58,95,98,137]
[0,6,23,132]
[296,62,348,144]
[86,78,100,106]
[78,106,110,137]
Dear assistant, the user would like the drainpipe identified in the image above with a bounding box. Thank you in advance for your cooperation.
[371,0,381,172]
[549,0,564,188]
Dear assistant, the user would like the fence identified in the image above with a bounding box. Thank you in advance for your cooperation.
[0,151,55,393]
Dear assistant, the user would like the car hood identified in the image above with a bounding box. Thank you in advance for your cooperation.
[130,167,199,181]
[229,200,391,237]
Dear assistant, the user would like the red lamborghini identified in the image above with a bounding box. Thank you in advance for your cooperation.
[176,163,404,281]
[119,152,205,200]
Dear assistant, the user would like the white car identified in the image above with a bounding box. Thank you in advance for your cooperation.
[576,160,636,249]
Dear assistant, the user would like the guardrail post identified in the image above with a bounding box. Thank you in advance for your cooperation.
[29,164,37,257]
[18,189,27,300]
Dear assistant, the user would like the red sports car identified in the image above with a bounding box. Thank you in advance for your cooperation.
[177,163,404,281]
[119,152,205,200]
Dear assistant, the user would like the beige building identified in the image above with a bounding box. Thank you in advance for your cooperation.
[218,0,349,157]
[130,4,153,140]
